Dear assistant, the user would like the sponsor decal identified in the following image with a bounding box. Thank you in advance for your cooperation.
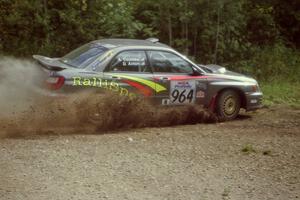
[72,77,136,98]
[196,90,205,98]
[154,75,209,81]
[196,81,207,90]
[170,80,196,104]
[107,74,166,93]
[72,74,167,97]
[120,57,146,67]
[174,81,193,89]
[122,79,153,97]
[162,99,170,105]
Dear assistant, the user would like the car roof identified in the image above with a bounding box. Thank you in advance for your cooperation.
[93,38,172,49]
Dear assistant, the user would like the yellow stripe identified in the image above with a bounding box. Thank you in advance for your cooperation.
[107,74,166,93]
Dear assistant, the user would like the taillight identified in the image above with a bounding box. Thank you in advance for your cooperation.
[46,76,65,90]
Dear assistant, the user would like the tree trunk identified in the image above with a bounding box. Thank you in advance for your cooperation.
[193,27,198,57]
[42,0,49,49]
[214,1,221,64]
[185,0,188,54]
[43,0,47,15]
[167,7,173,46]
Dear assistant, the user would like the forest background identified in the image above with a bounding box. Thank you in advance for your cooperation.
[1,0,299,106]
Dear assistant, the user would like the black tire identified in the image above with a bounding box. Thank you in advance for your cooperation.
[216,90,241,121]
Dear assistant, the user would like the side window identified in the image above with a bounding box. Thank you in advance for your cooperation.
[107,51,150,72]
[148,51,193,74]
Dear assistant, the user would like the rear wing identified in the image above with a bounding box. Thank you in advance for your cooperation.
[33,55,67,71]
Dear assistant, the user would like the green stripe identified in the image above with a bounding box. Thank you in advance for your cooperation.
[107,74,166,92]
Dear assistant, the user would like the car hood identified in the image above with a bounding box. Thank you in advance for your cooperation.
[200,64,257,84]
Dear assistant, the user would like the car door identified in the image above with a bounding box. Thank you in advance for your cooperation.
[147,50,208,106]
[103,50,158,98]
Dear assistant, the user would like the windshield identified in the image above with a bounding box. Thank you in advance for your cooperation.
[61,43,109,68]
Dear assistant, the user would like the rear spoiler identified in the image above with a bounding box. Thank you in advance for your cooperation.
[33,55,67,71]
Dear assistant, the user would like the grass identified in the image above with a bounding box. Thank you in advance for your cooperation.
[241,144,273,156]
[222,187,231,199]
[262,150,271,156]
[241,144,256,154]
[260,81,300,108]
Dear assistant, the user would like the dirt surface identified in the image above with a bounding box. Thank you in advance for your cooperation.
[0,105,299,200]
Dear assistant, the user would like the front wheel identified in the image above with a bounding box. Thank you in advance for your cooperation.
[216,90,241,121]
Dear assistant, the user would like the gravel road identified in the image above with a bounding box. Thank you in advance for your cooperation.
[0,105,299,200]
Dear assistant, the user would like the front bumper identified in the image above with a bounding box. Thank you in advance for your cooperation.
[245,92,263,111]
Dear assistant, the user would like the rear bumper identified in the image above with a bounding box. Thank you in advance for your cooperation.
[245,92,263,111]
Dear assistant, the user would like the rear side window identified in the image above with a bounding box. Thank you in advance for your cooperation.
[61,43,109,68]
[148,51,193,74]
[107,51,150,72]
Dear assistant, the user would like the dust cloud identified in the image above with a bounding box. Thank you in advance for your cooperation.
[0,57,217,138]
[75,93,217,131]
[0,56,45,116]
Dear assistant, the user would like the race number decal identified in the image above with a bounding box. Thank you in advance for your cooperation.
[170,80,196,104]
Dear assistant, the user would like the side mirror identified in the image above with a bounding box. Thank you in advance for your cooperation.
[191,66,203,76]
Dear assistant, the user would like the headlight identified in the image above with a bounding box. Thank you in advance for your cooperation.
[251,85,258,92]
[250,84,261,92]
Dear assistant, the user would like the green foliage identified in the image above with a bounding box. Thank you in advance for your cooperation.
[231,43,300,82]
[0,0,143,56]
[0,0,299,84]
[261,81,300,107]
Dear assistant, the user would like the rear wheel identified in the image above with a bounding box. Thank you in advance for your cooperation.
[216,90,241,121]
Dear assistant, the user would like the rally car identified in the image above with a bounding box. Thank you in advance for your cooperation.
[33,38,263,120]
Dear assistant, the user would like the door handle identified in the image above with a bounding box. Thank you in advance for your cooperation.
[111,76,121,80]
[160,77,169,80]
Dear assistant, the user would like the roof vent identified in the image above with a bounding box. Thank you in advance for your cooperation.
[146,38,159,43]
